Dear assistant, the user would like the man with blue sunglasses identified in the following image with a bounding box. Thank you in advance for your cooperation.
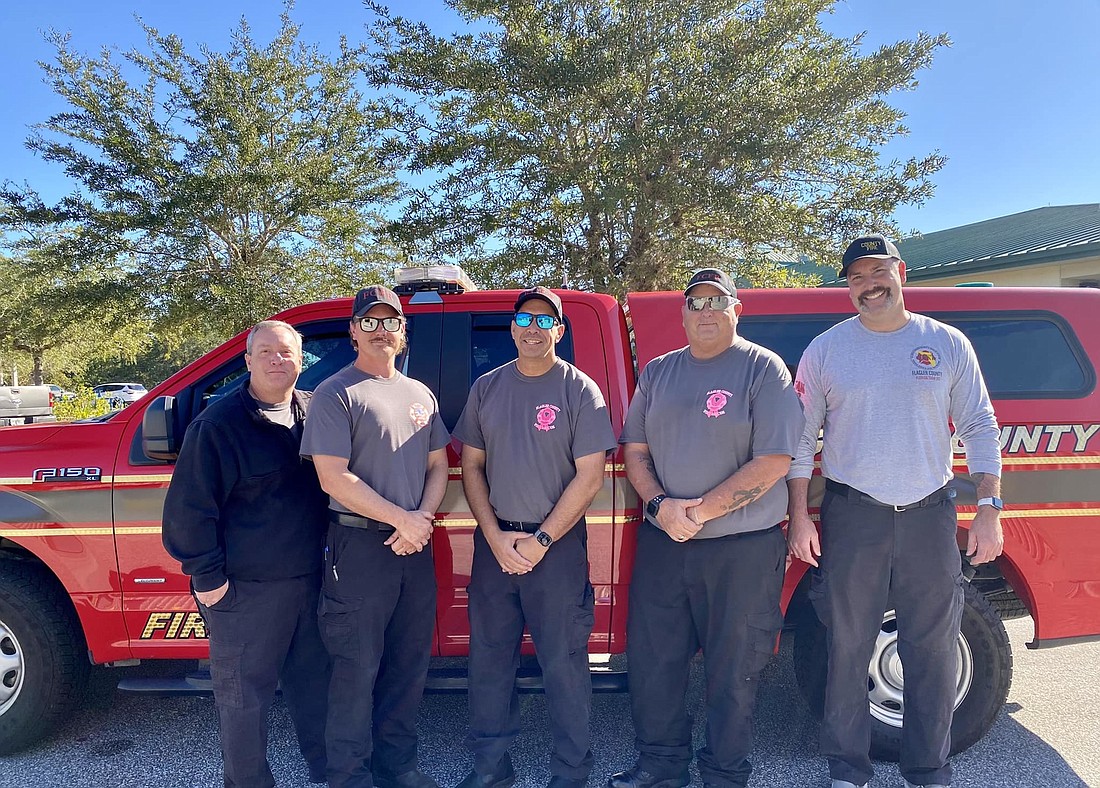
[452,286,617,788]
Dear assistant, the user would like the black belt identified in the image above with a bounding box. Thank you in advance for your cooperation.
[328,509,396,533]
[497,518,541,534]
[825,479,955,512]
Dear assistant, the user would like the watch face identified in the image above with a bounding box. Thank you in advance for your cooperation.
[535,530,553,547]
[647,495,665,518]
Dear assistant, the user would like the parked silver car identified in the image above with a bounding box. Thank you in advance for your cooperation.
[93,382,148,407]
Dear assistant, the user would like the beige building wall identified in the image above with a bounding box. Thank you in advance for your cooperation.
[908,253,1100,288]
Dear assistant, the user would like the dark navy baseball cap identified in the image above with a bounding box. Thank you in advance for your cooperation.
[352,285,403,318]
[514,286,563,321]
[684,268,736,297]
[839,234,901,278]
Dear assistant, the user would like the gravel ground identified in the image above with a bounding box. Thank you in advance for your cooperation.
[0,617,1096,787]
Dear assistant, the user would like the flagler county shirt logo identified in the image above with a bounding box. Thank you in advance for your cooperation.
[704,389,733,418]
[409,402,430,429]
[911,347,943,381]
[535,403,560,431]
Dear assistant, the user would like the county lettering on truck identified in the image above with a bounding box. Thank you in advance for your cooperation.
[1,267,1099,758]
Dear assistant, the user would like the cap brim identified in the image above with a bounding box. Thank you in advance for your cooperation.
[685,282,734,296]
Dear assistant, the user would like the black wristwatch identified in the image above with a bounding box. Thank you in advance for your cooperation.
[534,528,553,548]
[646,494,667,519]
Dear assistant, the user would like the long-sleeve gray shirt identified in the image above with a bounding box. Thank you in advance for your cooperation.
[788,313,1001,505]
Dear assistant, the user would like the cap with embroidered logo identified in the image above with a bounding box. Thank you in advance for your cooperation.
[839,234,901,278]
[684,268,736,297]
[352,285,403,318]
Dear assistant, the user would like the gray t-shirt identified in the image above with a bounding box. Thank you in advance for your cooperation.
[620,339,804,537]
[452,359,617,523]
[301,365,450,512]
[788,313,1001,506]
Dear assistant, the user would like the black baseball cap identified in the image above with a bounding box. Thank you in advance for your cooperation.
[352,285,403,318]
[514,286,563,321]
[839,234,902,278]
[684,268,736,297]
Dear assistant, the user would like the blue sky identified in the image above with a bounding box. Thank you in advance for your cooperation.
[2,0,1097,235]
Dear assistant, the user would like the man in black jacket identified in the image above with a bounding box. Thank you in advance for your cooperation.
[163,319,330,788]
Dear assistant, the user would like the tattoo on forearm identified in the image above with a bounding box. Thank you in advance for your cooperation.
[721,484,767,514]
[641,455,657,479]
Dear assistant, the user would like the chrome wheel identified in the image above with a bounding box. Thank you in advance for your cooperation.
[0,616,26,716]
[867,609,973,728]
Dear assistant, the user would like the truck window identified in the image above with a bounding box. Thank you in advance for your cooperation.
[739,311,1094,400]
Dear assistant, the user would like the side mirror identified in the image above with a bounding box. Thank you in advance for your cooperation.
[142,395,179,460]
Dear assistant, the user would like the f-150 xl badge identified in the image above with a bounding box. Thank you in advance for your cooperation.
[32,466,103,482]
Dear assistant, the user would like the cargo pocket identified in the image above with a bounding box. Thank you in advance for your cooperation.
[744,609,783,679]
[209,641,246,708]
[569,583,596,657]
[318,592,363,661]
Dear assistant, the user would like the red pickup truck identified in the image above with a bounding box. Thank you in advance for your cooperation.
[2,272,1098,759]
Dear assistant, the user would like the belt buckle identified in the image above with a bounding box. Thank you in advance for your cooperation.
[893,503,908,512]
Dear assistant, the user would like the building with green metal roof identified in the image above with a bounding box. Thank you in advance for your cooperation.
[830,204,1100,288]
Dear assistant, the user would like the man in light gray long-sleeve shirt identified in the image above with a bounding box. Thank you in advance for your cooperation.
[786,235,1003,788]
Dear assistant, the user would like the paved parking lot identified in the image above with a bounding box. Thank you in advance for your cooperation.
[1,617,1096,787]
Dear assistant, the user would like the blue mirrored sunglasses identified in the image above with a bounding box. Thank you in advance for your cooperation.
[514,312,560,329]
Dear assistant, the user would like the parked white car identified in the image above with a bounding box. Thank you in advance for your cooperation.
[93,382,148,407]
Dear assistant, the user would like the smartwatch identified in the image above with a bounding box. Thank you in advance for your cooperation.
[977,496,1004,511]
[534,529,554,548]
[646,494,667,519]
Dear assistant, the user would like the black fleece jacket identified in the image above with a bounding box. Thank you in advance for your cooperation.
[162,380,328,593]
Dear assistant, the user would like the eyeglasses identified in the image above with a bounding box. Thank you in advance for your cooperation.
[358,316,404,332]
[685,295,738,312]
[514,312,560,329]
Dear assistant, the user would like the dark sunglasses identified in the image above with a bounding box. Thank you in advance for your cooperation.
[686,295,738,312]
[514,312,560,329]
[358,316,404,332]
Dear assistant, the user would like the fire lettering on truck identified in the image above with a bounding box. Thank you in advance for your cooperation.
[951,424,1100,455]
[140,612,207,639]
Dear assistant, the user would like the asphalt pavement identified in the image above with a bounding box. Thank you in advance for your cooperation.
[1,617,1096,787]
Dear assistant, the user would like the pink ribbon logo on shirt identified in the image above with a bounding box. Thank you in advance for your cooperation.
[704,389,732,418]
[535,404,560,431]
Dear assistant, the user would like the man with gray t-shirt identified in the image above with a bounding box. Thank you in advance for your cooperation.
[301,285,450,788]
[451,287,616,788]
[607,269,804,788]
[787,235,1003,788]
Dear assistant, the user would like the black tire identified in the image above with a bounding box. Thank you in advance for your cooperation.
[793,580,1013,760]
[0,561,90,755]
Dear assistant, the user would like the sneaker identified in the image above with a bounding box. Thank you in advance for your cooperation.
[904,782,949,788]
[454,753,517,788]
[375,770,441,788]
[831,781,868,788]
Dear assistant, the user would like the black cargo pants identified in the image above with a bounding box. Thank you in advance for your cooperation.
[197,574,330,788]
[320,522,437,788]
[813,484,964,788]
[465,520,595,781]
[626,521,786,788]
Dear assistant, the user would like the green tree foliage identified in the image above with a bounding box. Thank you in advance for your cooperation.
[2,11,401,338]
[0,231,150,385]
[370,0,947,295]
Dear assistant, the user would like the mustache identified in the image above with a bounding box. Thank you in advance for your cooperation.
[859,287,892,304]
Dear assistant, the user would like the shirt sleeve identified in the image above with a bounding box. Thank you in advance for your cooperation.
[948,332,1002,478]
[571,375,618,459]
[788,340,827,480]
[161,418,235,593]
[450,378,485,450]
[427,392,451,451]
[749,354,805,459]
[300,381,353,460]
[618,365,651,445]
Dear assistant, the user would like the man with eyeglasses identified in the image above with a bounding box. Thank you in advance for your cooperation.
[163,320,330,787]
[786,236,1002,788]
[301,285,450,788]
[451,286,617,788]
[608,269,803,788]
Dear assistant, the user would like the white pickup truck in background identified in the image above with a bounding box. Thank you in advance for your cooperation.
[0,384,56,426]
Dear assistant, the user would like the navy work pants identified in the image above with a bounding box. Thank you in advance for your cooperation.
[319,523,437,788]
[198,574,330,788]
[626,522,786,788]
[813,487,963,787]
[465,522,595,781]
